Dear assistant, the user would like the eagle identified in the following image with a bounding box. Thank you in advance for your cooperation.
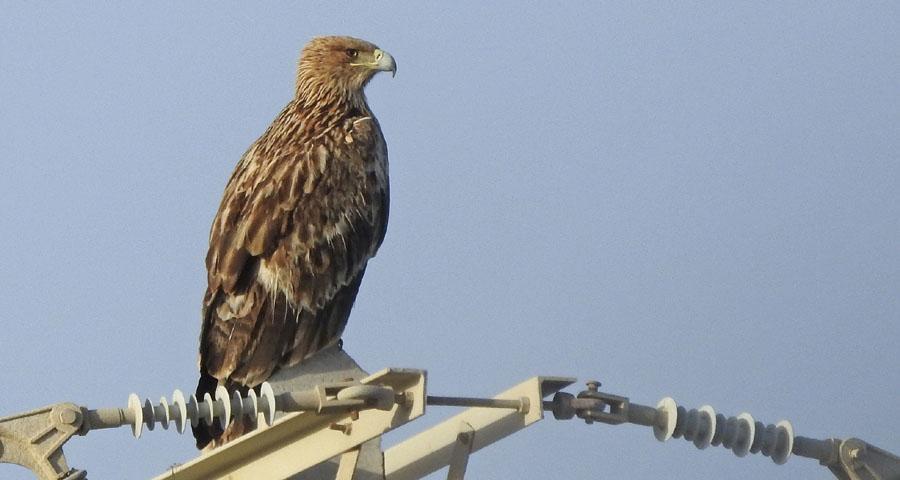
[193,36,395,449]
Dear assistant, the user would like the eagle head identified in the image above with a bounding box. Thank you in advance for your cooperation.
[296,36,396,101]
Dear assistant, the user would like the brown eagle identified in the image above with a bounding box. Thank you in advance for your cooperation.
[193,36,395,449]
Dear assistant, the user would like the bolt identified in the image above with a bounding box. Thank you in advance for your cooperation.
[329,422,352,435]
[350,410,360,421]
[58,408,80,426]
[517,396,531,414]
[586,380,601,392]
[395,392,413,408]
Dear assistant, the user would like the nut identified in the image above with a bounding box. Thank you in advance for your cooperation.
[58,408,80,426]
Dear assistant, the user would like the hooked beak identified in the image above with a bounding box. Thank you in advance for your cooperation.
[373,49,397,77]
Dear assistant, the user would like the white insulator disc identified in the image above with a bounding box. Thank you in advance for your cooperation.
[215,386,231,430]
[694,405,716,449]
[246,388,259,425]
[772,420,794,465]
[231,391,244,421]
[187,395,200,428]
[260,382,276,426]
[733,413,755,457]
[201,392,215,427]
[128,393,143,439]
[172,390,187,434]
[653,397,677,442]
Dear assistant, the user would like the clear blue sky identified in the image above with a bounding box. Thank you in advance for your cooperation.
[1,2,897,479]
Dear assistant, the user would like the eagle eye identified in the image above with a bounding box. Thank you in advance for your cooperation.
[345,48,359,59]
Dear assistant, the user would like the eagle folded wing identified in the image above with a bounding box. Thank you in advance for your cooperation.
[194,35,394,450]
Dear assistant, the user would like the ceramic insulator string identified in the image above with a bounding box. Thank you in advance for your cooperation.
[81,382,398,439]
[653,397,794,464]
[120,383,277,439]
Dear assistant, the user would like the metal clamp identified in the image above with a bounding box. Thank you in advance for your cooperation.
[0,403,87,480]
[546,380,629,425]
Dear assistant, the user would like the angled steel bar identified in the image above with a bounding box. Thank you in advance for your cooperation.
[153,368,426,480]
[384,376,575,480]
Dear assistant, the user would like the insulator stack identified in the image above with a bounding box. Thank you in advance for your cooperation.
[653,397,794,464]
[82,381,398,439]
[120,382,277,438]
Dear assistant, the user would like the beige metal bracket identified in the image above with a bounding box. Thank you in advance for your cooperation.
[153,368,426,480]
[0,403,86,480]
[384,376,575,480]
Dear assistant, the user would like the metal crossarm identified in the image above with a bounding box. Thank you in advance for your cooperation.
[1,362,897,480]
[154,368,426,480]
[384,376,575,479]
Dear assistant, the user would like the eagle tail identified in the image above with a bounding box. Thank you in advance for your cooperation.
[192,371,258,450]
[214,415,254,448]
[191,369,220,449]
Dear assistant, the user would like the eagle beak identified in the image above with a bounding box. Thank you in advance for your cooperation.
[373,49,397,77]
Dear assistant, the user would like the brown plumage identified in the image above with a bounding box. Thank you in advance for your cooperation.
[193,36,395,449]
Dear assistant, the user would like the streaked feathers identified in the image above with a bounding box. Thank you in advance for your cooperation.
[193,36,392,449]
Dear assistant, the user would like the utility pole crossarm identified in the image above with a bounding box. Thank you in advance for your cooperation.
[2,358,897,480]
[154,368,426,480]
[384,376,575,480]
